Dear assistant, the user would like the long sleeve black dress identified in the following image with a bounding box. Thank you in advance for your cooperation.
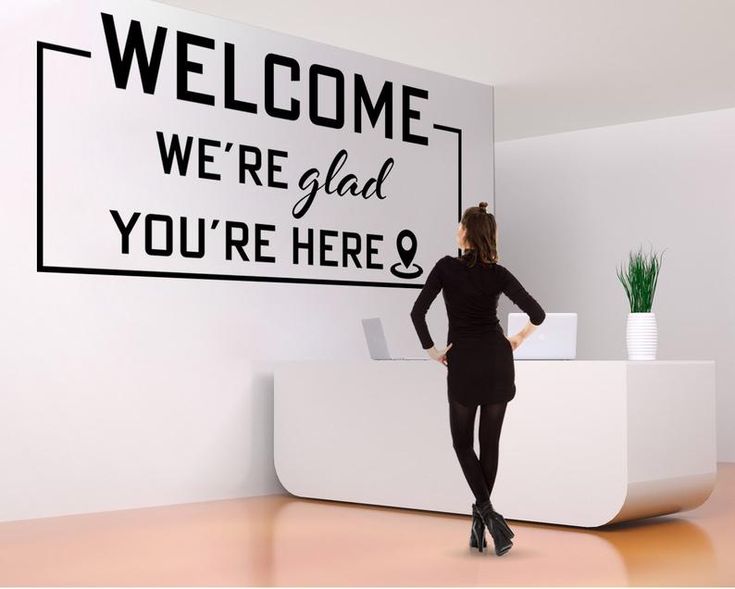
[410,254,546,406]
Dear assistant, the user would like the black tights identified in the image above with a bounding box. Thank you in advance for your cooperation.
[448,398,508,505]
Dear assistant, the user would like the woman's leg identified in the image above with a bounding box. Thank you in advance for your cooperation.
[448,398,490,504]
[478,401,508,496]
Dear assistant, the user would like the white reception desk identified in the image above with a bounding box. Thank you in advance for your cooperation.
[273,360,716,527]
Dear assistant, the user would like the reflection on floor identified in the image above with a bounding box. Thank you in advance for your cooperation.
[0,463,733,586]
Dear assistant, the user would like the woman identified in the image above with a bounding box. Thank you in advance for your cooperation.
[409,201,546,556]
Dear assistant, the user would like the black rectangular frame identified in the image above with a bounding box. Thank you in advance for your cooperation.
[37,41,466,289]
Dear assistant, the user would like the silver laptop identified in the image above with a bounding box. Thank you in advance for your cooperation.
[362,317,428,360]
[507,312,577,360]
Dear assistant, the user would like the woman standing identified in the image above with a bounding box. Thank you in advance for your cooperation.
[409,201,546,556]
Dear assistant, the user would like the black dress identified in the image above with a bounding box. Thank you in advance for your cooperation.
[410,253,546,406]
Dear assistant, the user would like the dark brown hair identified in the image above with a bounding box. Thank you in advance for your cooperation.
[459,201,498,268]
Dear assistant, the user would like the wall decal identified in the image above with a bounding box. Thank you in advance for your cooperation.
[36,0,494,288]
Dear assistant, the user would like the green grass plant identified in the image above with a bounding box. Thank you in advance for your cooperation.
[616,244,666,313]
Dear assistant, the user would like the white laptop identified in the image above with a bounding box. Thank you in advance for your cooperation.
[507,312,577,360]
[362,317,428,360]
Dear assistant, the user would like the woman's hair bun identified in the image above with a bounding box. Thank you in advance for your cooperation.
[478,201,488,209]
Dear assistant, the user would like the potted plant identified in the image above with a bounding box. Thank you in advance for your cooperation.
[616,244,666,360]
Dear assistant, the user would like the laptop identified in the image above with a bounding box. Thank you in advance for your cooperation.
[362,317,429,360]
[507,312,577,360]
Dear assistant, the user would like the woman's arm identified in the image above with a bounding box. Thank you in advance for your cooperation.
[499,265,545,345]
[410,259,444,350]
[514,321,540,344]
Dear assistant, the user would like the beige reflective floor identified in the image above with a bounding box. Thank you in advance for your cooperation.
[1,463,733,587]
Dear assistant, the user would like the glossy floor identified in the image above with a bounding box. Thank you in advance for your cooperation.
[0,463,733,586]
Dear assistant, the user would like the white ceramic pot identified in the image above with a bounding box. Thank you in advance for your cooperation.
[626,312,657,360]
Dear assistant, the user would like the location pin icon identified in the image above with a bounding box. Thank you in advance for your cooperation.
[396,229,417,269]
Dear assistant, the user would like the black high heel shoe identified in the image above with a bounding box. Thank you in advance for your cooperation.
[487,517,513,556]
[475,499,513,556]
[477,499,514,538]
[469,503,488,552]
[488,500,514,539]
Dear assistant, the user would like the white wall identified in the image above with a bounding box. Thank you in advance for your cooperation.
[495,108,735,462]
[3,0,732,525]
[0,0,480,523]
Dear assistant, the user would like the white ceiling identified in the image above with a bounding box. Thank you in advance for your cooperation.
[156,0,735,141]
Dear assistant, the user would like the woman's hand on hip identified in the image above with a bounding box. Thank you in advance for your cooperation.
[426,343,453,366]
[506,334,523,351]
